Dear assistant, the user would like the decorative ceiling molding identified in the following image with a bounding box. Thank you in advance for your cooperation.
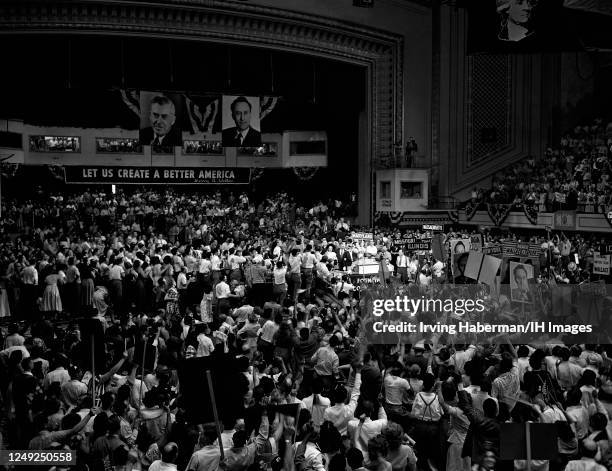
[0,0,404,159]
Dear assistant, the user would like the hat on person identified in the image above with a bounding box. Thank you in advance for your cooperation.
[414,340,426,351]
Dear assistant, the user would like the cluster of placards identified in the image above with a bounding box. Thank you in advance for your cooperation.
[449,237,545,304]
[393,234,432,251]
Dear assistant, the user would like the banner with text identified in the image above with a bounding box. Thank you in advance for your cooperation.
[502,242,542,259]
[394,235,432,251]
[350,232,374,243]
[593,253,611,276]
[482,243,503,258]
[65,166,251,185]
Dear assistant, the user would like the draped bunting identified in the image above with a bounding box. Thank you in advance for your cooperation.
[251,168,265,182]
[184,95,219,135]
[119,89,140,117]
[486,203,513,226]
[522,202,539,225]
[464,201,480,221]
[389,212,403,224]
[259,96,279,121]
[606,210,612,230]
[292,167,319,181]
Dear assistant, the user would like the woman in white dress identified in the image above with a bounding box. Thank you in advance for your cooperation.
[199,286,213,324]
[42,265,65,314]
[0,276,11,318]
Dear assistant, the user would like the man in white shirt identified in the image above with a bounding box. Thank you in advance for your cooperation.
[396,249,409,282]
[315,257,331,282]
[365,242,378,257]
[21,261,39,318]
[196,328,215,358]
[450,344,476,375]
[176,267,189,314]
[347,402,388,458]
[431,259,445,279]
[186,425,222,471]
[324,370,362,435]
[215,275,231,314]
[211,250,222,285]
[149,442,179,471]
[44,362,71,389]
[564,439,606,471]
[302,378,331,429]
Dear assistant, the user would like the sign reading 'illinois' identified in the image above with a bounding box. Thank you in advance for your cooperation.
[65,166,251,184]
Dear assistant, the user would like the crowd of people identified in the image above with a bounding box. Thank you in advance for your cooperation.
[182,141,224,155]
[29,136,81,153]
[0,187,611,471]
[96,139,142,154]
[469,120,612,213]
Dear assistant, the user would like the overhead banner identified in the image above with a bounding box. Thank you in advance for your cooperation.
[65,166,251,185]
[502,242,541,259]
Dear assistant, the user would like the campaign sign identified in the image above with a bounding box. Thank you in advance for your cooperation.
[65,166,251,185]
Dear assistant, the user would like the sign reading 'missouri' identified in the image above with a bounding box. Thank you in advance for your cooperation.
[65,166,251,184]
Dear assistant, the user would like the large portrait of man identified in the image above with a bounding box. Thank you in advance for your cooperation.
[221,95,262,147]
[497,0,538,42]
[509,261,534,303]
[139,92,183,147]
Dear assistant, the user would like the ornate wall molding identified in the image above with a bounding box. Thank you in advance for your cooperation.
[437,6,549,199]
[0,0,403,162]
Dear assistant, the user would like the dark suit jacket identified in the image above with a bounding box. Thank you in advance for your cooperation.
[139,126,183,147]
[336,249,354,271]
[222,126,262,147]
